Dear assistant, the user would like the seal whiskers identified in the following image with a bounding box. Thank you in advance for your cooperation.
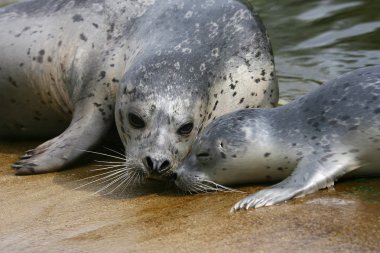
[74,149,147,194]
[176,174,242,194]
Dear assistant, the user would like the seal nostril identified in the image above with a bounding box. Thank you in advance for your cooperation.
[145,156,154,170]
[159,160,170,171]
[144,157,170,173]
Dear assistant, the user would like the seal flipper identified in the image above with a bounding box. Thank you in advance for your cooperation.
[232,154,360,211]
[12,103,113,175]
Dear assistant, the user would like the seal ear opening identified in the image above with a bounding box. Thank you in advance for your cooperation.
[196,152,210,158]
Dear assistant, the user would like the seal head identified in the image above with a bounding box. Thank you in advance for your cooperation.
[116,53,207,180]
[113,0,279,181]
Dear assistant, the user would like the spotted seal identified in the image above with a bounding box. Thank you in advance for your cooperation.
[0,0,278,176]
[174,66,380,210]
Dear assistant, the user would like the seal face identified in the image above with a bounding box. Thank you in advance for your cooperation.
[0,0,278,176]
[175,66,380,210]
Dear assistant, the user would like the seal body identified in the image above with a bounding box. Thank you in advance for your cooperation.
[0,0,278,176]
[175,66,380,210]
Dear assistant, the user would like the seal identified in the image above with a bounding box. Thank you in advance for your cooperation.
[174,66,380,210]
[0,0,278,176]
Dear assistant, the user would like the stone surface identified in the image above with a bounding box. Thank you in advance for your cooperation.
[1,141,380,252]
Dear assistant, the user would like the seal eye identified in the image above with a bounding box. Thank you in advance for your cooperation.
[177,122,194,135]
[128,113,145,129]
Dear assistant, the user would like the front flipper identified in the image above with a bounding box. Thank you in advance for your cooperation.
[232,155,360,211]
[12,103,113,175]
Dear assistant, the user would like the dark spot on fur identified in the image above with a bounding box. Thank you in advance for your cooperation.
[72,14,84,22]
[264,152,271,157]
[239,98,244,104]
[255,78,260,83]
[374,108,380,114]
[213,100,219,111]
[80,33,87,41]
[92,23,99,28]
[98,71,106,81]
[107,23,115,40]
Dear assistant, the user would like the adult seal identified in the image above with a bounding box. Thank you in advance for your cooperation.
[174,66,380,211]
[0,0,278,176]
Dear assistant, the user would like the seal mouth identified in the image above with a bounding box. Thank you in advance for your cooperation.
[167,172,177,182]
[147,167,177,182]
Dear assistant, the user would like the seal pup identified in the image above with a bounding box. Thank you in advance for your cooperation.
[0,0,278,176]
[174,66,380,210]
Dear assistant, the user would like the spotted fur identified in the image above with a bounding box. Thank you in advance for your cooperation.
[175,66,380,210]
[0,0,278,175]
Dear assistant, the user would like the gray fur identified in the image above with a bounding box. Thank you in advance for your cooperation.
[0,0,278,175]
[175,66,380,210]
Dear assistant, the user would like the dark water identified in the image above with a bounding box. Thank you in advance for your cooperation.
[251,0,380,100]
[2,0,379,100]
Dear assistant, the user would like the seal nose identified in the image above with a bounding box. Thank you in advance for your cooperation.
[144,156,171,173]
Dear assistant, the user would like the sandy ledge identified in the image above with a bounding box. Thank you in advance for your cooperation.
[1,141,380,253]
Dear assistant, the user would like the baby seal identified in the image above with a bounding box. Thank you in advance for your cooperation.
[175,66,380,211]
[0,0,278,177]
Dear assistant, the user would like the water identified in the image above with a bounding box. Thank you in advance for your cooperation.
[251,0,380,100]
[1,0,379,100]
